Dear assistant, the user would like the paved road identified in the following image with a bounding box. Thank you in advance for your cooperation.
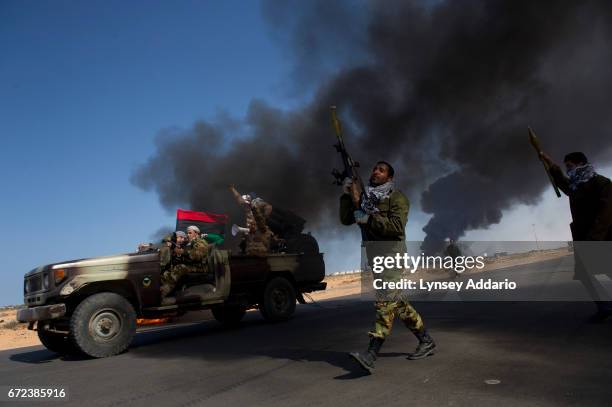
[2,259,612,407]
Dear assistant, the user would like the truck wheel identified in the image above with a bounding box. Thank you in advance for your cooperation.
[211,305,246,325]
[260,277,296,322]
[69,292,137,358]
[37,323,78,355]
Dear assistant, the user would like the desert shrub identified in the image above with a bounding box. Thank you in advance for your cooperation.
[1,320,20,330]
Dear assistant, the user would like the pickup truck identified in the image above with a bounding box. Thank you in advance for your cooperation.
[17,246,326,358]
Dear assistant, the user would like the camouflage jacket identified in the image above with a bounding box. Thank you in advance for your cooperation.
[339,190,409,241]
[158,234,178,269]
[245,205,278,256]
[184,237,210,267]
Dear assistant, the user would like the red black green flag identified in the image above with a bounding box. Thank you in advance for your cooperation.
[176,209,228,243]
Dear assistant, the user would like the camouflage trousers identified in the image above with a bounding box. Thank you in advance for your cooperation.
[160,264,207,298]
[368,300,425,339]
[159,246,172,269]
[246,245,268,256]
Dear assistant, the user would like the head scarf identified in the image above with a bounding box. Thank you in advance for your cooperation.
[187,225,201,234]
[360,181,395,214]
[567,163,596,190]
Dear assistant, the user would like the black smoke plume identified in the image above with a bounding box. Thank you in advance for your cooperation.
[132,0,612,252]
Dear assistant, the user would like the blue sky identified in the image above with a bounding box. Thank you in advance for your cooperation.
[0,1,591,306]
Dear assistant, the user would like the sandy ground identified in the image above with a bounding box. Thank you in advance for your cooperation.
[0,247,571,351]
[0,310,41,351]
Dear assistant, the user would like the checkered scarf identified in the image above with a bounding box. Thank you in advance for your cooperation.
[360,181,395,214]
[568,164,596,191]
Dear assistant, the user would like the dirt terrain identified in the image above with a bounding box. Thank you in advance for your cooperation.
[0,309,40,351]
[0,247,572,351]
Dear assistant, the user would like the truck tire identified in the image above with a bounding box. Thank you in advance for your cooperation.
[69,292,137,358]
[211,305,246,325]
[259,277,296,322]
[37,323,78,355]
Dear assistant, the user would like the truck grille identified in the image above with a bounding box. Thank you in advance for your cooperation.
[25,274,42,294]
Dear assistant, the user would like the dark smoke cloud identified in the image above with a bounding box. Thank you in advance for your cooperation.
[132,0,612,252]
[151,226,175,241]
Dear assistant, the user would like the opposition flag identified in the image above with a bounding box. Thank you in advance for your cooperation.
[176,209,228,244]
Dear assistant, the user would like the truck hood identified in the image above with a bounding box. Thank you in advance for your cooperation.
[25,252,159,277]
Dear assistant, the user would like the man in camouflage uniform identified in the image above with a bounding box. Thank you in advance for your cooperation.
[229,185,258,230]
[341,161,436,374]
[229,185,279,256]
[158,231,187,271]
[160,225,210,305]
[139,231,187,277]
[243,203,280,256]
[137,230,186,255]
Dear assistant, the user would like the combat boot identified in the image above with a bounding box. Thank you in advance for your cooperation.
[160,284,176,306]
[349,337,384,374]
[407,329,436,360]
[161,296,176,306]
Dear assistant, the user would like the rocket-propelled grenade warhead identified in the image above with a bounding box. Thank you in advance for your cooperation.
[330,106,365,207]
[528,127,561,198]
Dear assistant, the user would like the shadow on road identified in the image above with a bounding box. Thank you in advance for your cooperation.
[125,299,612,374]
[9,348,88,364]
[7,299,612,388]
[127,306,373,379]
[258,348,371,379]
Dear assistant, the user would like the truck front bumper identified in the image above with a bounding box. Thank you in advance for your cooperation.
[16,304,66,322]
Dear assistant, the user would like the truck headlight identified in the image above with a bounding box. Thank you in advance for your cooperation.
[42,273,50,290]
[24,279,30,294]
[54,269,67,284]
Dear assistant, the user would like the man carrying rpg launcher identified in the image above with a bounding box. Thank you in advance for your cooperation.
[331,108,435,374]
[539,151,612,322]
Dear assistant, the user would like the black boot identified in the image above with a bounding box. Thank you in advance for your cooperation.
[349,337,385,374]
[407,329,436,360]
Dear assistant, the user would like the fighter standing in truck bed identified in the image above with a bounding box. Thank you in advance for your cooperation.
[229,185,279,256]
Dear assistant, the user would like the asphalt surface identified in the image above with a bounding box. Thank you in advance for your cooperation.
[2,258,612,407]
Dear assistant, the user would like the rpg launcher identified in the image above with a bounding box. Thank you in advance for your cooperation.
[528,127,561,198]
[330,106,366,208]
